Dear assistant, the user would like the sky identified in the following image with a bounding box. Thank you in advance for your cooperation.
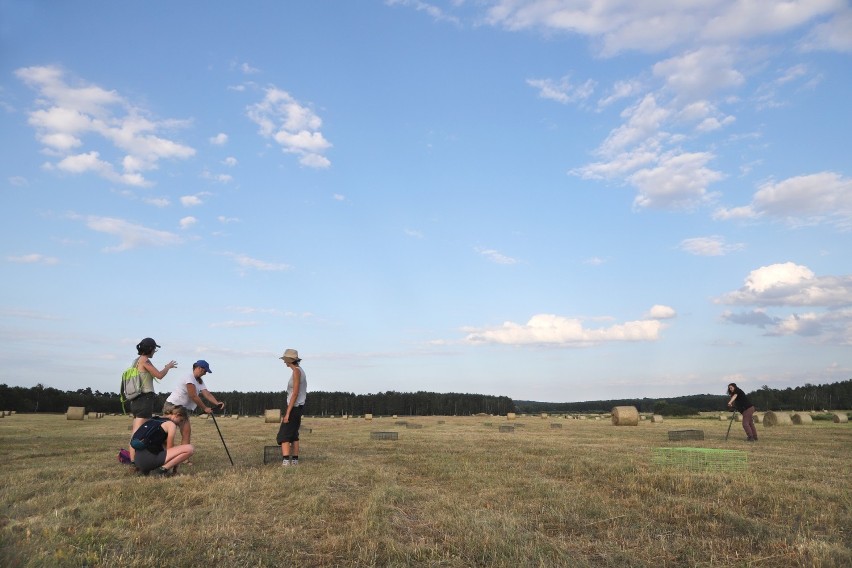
[1,1,851,404]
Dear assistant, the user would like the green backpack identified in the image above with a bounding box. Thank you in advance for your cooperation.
[119,358,144,414]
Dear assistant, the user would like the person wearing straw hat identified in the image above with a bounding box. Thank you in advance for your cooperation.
[277,348,307,466]
[727,382,758,442]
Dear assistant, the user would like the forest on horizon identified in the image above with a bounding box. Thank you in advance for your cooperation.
[1,379,850,417]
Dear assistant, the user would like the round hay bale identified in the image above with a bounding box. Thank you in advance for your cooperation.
[264,409,281,423]
[651,414,664,423]
[364,413,373,421]
[611,406,639,426]
[791,413,813,425]
[507,412,516,421]
[66,406,85,420]
[231,414,239,420]
[763,411,793,426]
[540,413,548,419]
[832,413,848,423]
[753,413,763,424]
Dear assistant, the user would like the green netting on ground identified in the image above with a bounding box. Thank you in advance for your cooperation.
[652,447,747,472]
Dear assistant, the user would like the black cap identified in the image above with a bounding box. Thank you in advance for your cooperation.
[137,337,160,352]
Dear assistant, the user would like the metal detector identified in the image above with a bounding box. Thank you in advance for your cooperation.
[209,411,235,466]
[724,409,737,441]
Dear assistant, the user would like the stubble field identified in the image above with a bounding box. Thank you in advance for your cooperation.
[1,412,850,567]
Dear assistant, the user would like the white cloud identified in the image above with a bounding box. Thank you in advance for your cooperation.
[209,320,260,328]
[16,65,195,186]
[679,235,744,256]
[717,172,852,229]
[527,75,595,104]
[73,214,183,252]
[628,150,724,210]
[800,8,852,52]
[646,305,677,319]
[717,262,852,307]
[246,87,332,169]
[463,313,664,346]
[598,79,644,108]
[180,193,210,207]
[144,197,170,208]
[583,257,606,266]
[217,216,240,224]
[404,228,423,238]
[483,1,845,56]
[653,46,745,100]
[179,216,197,229]
[6,253,59,265]
[223,157,238,167]
[210,133,228,145]
[226,252,291,272]
[475,247,518,265]
[333,194,346,201]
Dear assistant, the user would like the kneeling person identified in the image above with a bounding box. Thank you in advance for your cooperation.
[131,406,194,476]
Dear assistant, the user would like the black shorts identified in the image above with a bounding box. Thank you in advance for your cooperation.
[130,392,156,418]
[276,406,303,444]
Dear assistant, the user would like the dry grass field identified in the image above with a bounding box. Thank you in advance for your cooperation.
[1,412,850,567]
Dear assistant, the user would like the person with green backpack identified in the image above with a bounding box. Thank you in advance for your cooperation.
[127,337,177,463]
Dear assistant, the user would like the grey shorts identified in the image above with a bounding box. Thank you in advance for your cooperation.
[134,448,166,474]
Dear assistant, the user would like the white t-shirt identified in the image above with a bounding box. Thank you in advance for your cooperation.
[166,372,208,411]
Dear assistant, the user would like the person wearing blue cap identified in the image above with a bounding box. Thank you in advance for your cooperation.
[163,360,225,451]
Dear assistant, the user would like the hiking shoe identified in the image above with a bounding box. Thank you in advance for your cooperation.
[156,467,173,477]
[281,459,291,467]
[291,459,299,466]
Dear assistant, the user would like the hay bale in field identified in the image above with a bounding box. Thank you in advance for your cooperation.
[66,406,85,420]
[791,413,813,425]
[507,412,516,421]
[753,413,763,424]
[651,414,664,423]
[231,414,239,420]
[264,409,281,423]
[832,413,848,423]
[370,431,398,440]
[611,406,639,426]
[763,411,793,426]
[540,413,548,419]
[365,413,373,421]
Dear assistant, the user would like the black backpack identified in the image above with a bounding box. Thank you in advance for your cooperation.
[130,417,168,452]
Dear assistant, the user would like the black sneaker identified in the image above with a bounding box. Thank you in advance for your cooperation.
[156,467,173,477]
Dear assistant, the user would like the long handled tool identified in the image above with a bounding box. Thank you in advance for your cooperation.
[725,409,737,441]
[209,411,234,466]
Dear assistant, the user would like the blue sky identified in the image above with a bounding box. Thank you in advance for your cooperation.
[1,1,850,403]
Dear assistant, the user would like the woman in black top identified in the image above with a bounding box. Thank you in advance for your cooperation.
[727,383,758,442]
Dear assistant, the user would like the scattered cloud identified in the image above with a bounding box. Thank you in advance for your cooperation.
[71,213,183,252]
[333,193,345,201]
[179,216,197,229]
[404,228,423,238]
[144,196,170,208]
[717,263,852,344]
[646,305,677,319]
[246,86,332,168]
[217,216,240,224]
[210,133,228,145]
[225,252,291,272]
[462,312,665,347]
[223,156,238,167]
[209,320,260,328]
[679,235,744,256]
[180,193,211,207]
[583,257,607,266]
[717,172,852,229]
[16,65,195,186]
[475,247,518,265]
[527,75,595,104]
[6,253,59,265]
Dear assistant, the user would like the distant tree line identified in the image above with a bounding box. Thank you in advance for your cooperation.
[1,379,849,416]
[514,379,852,415]
[0,384,514,417]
